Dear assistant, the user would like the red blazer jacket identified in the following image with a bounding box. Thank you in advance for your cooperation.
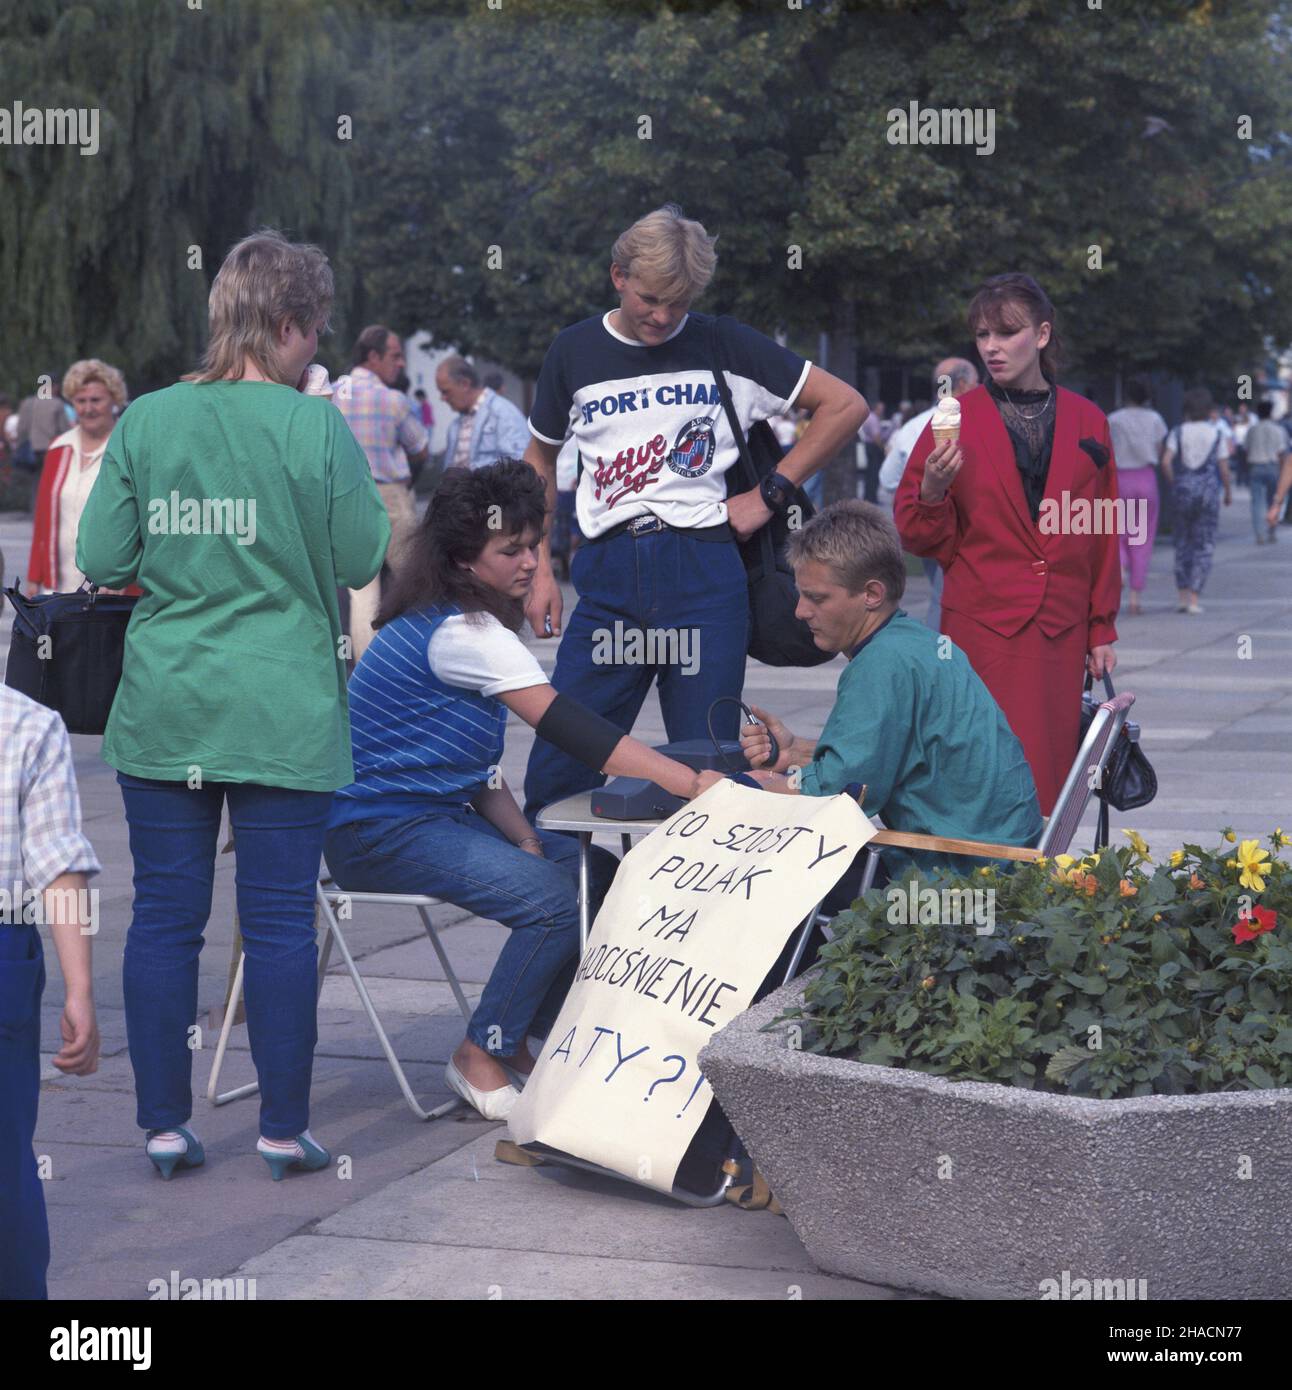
[894,384,1120,649]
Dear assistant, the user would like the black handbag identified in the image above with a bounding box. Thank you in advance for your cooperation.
[706,317,833,668]
[4,583,138,734]
[1081,672,1157,848]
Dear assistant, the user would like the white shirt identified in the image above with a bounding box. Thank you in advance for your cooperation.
[427,612,547,697]
[52,427,108,593]
[879,405,937,494]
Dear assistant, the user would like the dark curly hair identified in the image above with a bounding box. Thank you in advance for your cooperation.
[375,459,547,632]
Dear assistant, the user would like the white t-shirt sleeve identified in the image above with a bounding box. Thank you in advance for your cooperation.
[427,613,548,696]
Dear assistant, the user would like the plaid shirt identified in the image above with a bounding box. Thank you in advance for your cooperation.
[333,366,429,484]
[0,687,100,904]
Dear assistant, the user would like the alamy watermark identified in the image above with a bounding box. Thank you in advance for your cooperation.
[1038,491,1147,545]
[1039,1270,1149,1300]
[0,101,99,156]
[887,880,996,935]
[0,883,98,935]
[148,1269,257,1300]
[592,620,700,676]
[147,491,257,546]
[887,101,995,156]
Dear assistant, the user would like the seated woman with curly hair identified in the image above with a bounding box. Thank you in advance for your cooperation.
[324,459,715,1120]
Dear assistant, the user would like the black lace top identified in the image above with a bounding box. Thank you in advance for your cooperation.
[986,377,1057,522]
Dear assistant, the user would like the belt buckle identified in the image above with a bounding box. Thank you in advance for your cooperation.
[628,516,665,537]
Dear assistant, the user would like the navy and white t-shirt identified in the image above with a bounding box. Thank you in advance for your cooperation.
[528,311,810,539]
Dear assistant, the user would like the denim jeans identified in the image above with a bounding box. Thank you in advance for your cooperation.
[523,527,750,819]
[0,924,47,1299]
[324,807,617,1054]
[117,774,333,1140]
[1249,464,1279,539]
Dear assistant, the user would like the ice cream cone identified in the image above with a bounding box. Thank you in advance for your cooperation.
[931,424,960,446]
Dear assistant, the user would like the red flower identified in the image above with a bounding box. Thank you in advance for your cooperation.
[1233,905,1278,945]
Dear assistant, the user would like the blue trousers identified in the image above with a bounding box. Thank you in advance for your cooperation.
[523,528,750,819]
[118,774,334,1140]
[325,809,616,1054]
[0,924,48,1300]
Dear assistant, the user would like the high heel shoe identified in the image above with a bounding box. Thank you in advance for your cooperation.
[257,1130,331,1181]
[445,1058,520,1120]
[146,1126,205,1180]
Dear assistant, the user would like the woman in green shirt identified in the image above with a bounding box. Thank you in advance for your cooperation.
[78,230,389,1183]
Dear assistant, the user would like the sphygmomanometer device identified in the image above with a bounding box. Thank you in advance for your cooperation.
[589,700,780,820]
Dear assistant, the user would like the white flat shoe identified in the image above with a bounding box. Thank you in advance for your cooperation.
[445,1059,520,1120]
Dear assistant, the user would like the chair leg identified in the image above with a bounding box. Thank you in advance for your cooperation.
[859,847,882,892]
[321,900,463,1122]
[206,952,261,1106]
[418,907,473,1025]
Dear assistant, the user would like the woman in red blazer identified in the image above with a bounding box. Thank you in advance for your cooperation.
[894,273,1120,814]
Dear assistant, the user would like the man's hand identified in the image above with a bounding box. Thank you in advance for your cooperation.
[1087,644,1117,680]
[740,704,794,772]
[725,488,774,543]
[52,992,99,1076]
[525,563,564,638]
[919,438,964,503]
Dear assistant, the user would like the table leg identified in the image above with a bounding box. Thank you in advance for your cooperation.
[578,831,592,952]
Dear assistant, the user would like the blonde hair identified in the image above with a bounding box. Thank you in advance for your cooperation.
[62,358,128,409]
[610,204,717,304]
[786,500,907,603]
[187,228,334,385]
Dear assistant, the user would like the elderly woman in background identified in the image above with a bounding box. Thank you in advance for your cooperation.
[26,359,135,596]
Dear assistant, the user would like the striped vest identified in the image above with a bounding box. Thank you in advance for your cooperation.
[331,606,507,826]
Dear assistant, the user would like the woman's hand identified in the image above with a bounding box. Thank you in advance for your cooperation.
[688,769,726,799]
[919,438,964,503]
[739,704,793,772]
[1268,500,1285,529]
[1087,644,1117,679]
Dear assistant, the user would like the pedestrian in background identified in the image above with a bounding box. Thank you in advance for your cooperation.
[1161,388,1232,613]
[1107,377,1167,615]
[1244,399,1288,544]
[437,356,531,472]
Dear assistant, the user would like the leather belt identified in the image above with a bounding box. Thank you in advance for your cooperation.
[590,516,733,545]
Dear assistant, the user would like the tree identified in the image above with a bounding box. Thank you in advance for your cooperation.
[0,0,359,397]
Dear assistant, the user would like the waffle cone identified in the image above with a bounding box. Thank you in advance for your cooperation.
[931,424,960,446]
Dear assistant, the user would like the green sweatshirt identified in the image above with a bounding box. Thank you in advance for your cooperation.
[798,611,1043,868]
[77,380,389,791]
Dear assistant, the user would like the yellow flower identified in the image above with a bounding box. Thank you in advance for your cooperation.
[1169,850,1184,868]
[1274,828,1289,849]
[1054,854,1076,870]
[1084,852,1101,866]
[1122,829,1151,859]
[1034,857,1048,868]
[1224,830,1236,843]
[1226,859,1238,869]
[1236,839,1271,894]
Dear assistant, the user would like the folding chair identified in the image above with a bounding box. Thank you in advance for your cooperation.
[206,880,475,1121]
[853,690,1138,889]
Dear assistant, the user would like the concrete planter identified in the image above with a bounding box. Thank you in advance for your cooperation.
[700,978,1292,1300]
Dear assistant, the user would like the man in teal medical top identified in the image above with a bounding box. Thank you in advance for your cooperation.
[737,500,1043,887]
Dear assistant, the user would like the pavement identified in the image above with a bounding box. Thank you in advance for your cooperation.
[1,492,1289,1301]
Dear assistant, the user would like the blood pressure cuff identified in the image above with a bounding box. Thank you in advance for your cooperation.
[535,693,625,771]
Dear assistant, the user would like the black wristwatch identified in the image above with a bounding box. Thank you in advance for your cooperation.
[759,471,795,514]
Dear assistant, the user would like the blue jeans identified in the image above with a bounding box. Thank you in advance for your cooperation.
[0,925,47,1299]
[1249,463,1279,539]
[324,808,617,1054]
[117,774,333,1140]
[523,528,750,819]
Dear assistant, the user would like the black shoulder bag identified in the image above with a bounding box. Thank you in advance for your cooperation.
[1080,671,1157,848]
[706,316,833,668]
[4,582,138,734]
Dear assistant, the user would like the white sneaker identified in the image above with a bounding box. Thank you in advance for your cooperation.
[445,1059,520,1120]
